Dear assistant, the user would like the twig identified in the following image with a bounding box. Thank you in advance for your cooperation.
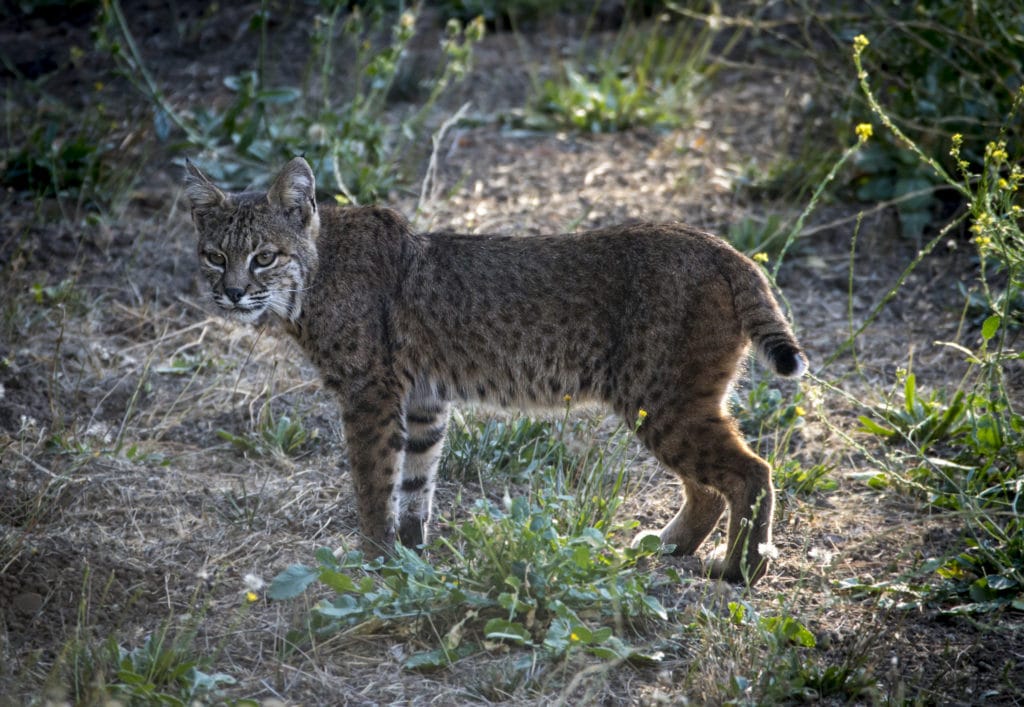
[5,448,65,480]
[416,102,471,226]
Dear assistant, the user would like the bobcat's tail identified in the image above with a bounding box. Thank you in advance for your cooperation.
[732,260,808,378]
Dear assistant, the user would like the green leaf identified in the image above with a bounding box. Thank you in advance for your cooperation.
[268,564,320,600]
[981,574,1018,593]
[484,618,531,645]
[634,533,665,554]
[319,569,359,594]
[403,642,478,671]
[642,594,669,621]
[186,667,236,692]
[903,372,918,415]
[866,473,889,490]
[314,546,341,568]
[728,601,746,624]
[857,415,895,437]
[315,595,365,619]
[981,315,1001,341]
[761,615,816,647]
[256,87,301,104]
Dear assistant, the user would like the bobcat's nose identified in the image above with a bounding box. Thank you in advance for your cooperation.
[224,287,245,303]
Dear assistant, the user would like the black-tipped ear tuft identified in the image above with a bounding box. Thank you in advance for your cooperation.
[267,157,317,216]
[183,159,227,210]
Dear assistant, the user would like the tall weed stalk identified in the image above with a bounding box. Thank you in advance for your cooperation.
[853,35,1023,612]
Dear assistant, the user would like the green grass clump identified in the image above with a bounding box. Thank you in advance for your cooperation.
[1,98,140,216]
[217,408,319,459]
[34,588,236,706]
[442,413,574,483]
[531,13,711,133]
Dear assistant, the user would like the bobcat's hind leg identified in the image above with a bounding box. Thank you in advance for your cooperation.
[633,477,726,555]
[688,418,775,584]
[637,411,775,585]
[398,382,450,549]
[704,443,775,585]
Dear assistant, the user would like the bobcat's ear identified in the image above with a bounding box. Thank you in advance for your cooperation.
[267,157,317,224]
[183,159,227,211]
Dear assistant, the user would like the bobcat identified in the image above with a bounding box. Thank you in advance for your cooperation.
[184,156,808,584]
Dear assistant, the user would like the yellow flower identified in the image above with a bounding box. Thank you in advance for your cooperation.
[570,632,580,642]
[855,123,873,143]
[245,591,259,603]
[795,406,806,417]
[986,141,1009,164]
[853,34,870,53]
[563,394,572,404]
[638,409,648,420]
[753,252,769,264]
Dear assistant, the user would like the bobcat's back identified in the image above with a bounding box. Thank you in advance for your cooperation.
[374,221,806,409]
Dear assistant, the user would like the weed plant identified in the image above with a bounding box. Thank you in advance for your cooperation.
[851,35,1024,613]
[530,10,712,133]
[96,0,483,202]
[29,573,241,705]
[269,412,670,671]
[1,96,141,223]
[800,0,1023,240]
[217,409,319,459]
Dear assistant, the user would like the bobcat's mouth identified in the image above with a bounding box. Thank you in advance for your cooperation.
[213,295,267,324]
[223,305,265,323]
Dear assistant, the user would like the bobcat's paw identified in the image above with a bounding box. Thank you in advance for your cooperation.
[704,545,769,586]
[398,514,426,551]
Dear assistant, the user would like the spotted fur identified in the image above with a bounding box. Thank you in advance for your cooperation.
[185,157,808,585]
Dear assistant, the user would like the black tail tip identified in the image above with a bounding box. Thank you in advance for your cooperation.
[769,345,808,377]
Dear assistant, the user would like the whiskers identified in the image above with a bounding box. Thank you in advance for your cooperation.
[266,281,310,322]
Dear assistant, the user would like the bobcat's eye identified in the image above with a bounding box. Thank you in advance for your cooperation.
[253,251,277,268]
[205,251,226,268]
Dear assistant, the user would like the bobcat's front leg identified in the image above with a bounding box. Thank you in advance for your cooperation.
[398,381,450,548]
[340,383,407,555]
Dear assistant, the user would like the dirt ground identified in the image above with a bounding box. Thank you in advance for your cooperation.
[2,2,1022,705]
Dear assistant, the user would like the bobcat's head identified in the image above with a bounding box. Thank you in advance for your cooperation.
[184,157,319,324]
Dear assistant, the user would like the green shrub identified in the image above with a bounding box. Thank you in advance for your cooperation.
[97,0,483,202]
[795,0,1024,239]
[269,497,667,670]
